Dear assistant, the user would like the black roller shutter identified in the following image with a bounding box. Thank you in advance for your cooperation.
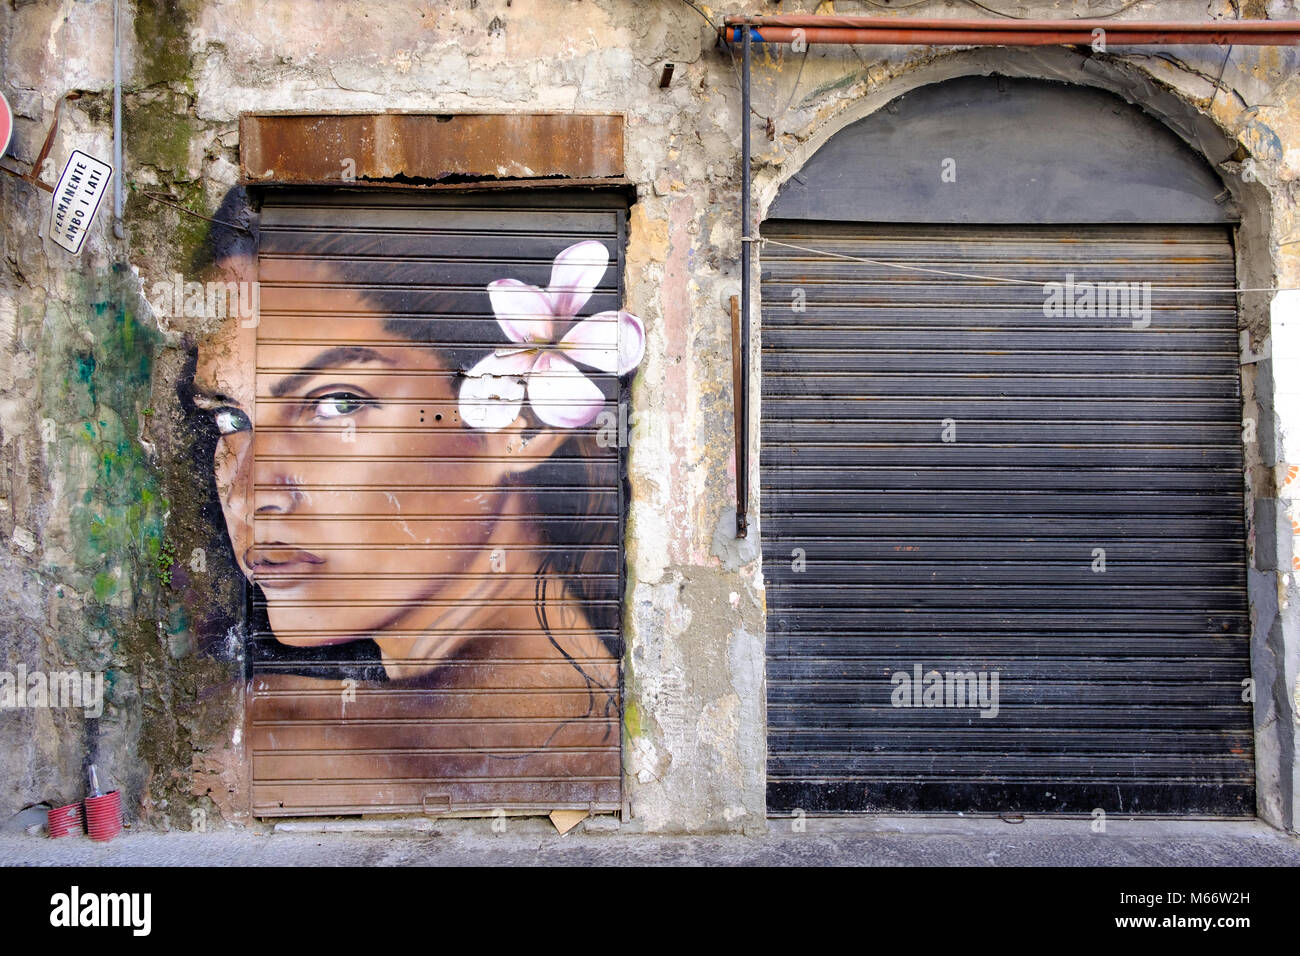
[761,221,1254,815]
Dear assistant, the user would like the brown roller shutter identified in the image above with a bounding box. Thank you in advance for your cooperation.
[248,190,628,817]
[761,221,1253,815]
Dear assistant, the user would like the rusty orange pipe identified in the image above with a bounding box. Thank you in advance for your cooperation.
[722,15,1300,46]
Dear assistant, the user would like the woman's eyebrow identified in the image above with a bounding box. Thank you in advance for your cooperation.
[269,346,395,397]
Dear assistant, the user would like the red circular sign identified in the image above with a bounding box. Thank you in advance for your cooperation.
[0,91,11,159]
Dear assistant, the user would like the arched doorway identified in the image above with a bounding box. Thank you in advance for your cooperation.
[761,76,1252,814]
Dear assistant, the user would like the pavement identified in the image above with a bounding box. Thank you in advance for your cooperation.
[2,815,1298,866]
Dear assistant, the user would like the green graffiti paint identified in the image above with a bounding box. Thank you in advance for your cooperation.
[92,572,117,602]
[42,270,168,605]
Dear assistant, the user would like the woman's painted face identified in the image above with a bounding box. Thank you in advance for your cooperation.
[193,262,535,647]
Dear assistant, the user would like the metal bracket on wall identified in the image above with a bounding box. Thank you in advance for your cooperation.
[0,91,82,194]
[421,793,452,815]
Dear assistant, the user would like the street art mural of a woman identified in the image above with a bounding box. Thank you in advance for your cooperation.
[186,188,641,812]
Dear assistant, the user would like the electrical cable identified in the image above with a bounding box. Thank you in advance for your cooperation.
[757,236,1300,294]
[672,0,718,31]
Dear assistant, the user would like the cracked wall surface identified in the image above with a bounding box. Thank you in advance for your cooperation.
[1,0,1298,833]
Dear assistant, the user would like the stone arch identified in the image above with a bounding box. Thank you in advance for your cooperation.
[756,46,1276,333]
[753,44,1294,829]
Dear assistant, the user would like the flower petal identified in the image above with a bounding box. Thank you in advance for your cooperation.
[547,241,609,319]
[487,279,555,344]
[526,351,606,429]
[558,310,645,375]
[557,311,616,373]
[458,350,535,431]
[616,310,646,375]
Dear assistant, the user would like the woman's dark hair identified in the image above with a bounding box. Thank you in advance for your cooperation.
[189,187,624,671]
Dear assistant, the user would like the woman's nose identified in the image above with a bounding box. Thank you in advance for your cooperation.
[257,473,305,515]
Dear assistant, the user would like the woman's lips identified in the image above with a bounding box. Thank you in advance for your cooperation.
[248,546,325,588]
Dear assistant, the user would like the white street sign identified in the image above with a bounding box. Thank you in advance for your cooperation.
[49,149,113,255]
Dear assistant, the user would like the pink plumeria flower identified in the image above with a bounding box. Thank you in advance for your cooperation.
[459,240,646,431]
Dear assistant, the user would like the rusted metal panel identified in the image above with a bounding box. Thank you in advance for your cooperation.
[761,221,1253,815]
[240,113,624,185]
[247,189,630,817]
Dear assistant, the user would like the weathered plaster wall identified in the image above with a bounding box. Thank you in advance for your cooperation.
[2,0,1298,833]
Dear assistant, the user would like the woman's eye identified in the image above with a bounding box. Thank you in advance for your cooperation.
[312,392,370,419]
[213,408,251,436]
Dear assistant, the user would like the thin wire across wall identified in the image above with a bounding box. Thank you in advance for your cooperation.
[755,236,1300,295]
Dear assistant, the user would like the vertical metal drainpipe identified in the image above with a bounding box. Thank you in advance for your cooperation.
[737,27,751,539]
[112,0,124,240]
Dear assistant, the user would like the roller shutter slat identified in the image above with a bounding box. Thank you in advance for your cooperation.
[250,192,627,817]
[761,222,1253,814]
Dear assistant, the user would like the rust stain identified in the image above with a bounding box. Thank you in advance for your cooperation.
[240,113,625,184]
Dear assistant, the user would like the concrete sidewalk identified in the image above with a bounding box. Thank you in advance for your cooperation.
[2,816,1297,866]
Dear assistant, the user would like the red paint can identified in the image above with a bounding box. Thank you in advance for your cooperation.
[47,802,84,838]
[84,791,122,842]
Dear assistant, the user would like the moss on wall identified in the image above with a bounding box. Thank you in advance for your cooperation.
[132,0,198,90]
